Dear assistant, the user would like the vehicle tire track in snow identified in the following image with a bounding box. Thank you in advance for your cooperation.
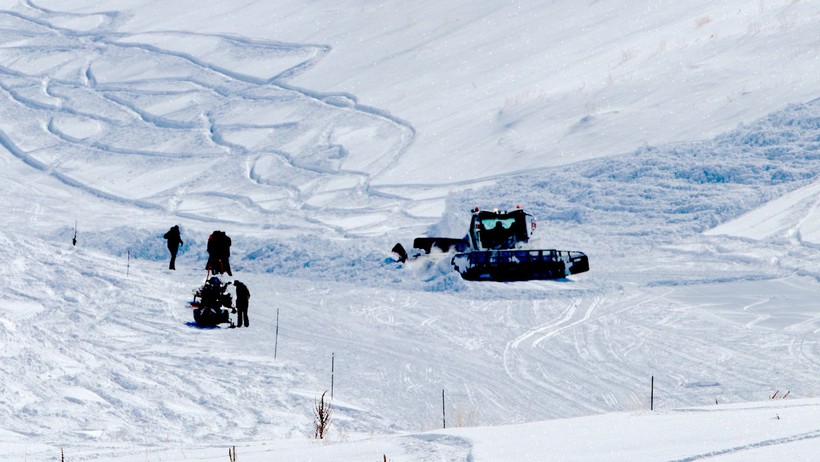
[499,288,766,418]
[501,298,611,417]
[668,429,820,462]
[531,296,600,348]
[793,329,820,371]
[506,298,580,353]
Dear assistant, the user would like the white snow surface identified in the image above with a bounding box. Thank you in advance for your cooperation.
[1,0,819,460]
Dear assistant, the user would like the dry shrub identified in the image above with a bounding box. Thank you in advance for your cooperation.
[314,390,333,439]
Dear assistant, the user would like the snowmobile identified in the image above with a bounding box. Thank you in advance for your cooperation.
[189,277,234,327]
[393,206,589,281]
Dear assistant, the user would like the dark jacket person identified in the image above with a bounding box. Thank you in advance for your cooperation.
[234,280,250,328]
[163,225,183,270]
[206,230,232,276]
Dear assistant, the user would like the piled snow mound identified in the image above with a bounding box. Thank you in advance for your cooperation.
[442,100,820,248]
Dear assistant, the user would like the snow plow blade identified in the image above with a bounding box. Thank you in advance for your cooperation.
[451,249,589,281]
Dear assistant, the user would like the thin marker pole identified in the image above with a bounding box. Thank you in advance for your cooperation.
[442,389,446,429]
[651,375,654,411]
[331,352,335,400]
[274,308,280,359]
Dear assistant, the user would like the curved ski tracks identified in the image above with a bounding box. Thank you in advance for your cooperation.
[0,3,418,236]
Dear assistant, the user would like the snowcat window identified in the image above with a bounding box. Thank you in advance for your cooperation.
[480,218,515,230]
[476,217,521,250]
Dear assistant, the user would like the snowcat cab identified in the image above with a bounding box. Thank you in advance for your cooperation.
[468,208,533,251]
[393,206,589,281]
[189,277,234,327]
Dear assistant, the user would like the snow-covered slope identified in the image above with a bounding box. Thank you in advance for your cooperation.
[708,178,820,243]
[100,0,820,185]
[5,0,820,232]
[1,1,819,461]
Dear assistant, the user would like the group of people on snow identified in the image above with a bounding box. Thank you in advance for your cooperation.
[206,230,232,276]
[163,226,251,328]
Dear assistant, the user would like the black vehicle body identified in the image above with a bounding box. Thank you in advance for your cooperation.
[189,277,234,327]
[394,207,589,281]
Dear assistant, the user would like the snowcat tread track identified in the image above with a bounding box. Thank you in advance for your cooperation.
[452,249,588,281]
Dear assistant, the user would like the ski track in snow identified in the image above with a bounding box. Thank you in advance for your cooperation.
[0,2,420,236]
[0,233,319,455]
[668,429,820,462]
[1,1,820,460]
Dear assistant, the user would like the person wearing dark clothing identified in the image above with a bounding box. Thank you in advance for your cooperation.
[163,225,184,270]
[222,232,232,276]
[206,230,232,276]
[233,280,250,328]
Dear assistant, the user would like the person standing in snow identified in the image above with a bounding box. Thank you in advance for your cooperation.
[163,225,184,270]
[221,231,232,276]
[206,230,232,276]
[233,280,250,328]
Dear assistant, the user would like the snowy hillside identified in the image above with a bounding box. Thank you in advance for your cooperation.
[1,0,819,460]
